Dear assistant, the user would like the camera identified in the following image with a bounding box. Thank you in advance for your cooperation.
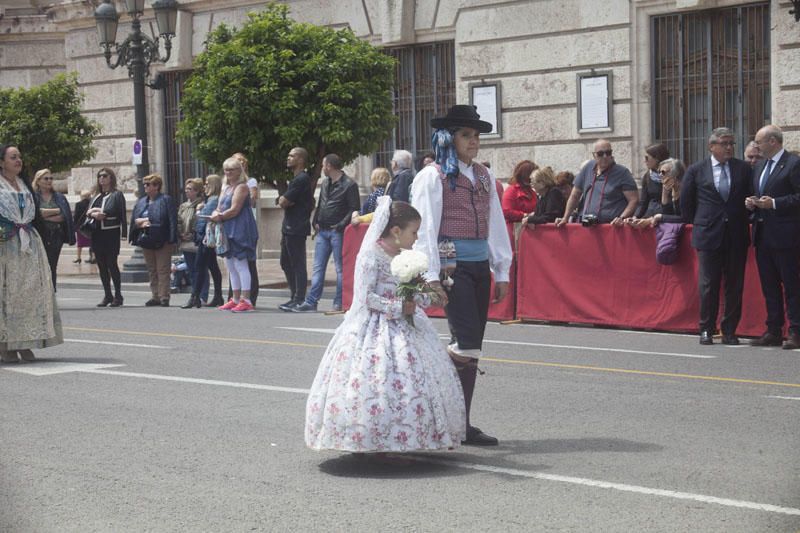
[581,214,600,227]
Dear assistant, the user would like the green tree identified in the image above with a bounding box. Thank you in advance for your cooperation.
[177,3,397,188]
[0,73,100,174]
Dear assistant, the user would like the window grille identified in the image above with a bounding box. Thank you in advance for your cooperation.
[374,41,456,169]
[162,70,209,200]
[652,4,770,164]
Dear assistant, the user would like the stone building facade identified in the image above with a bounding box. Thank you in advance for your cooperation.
[1,1,797,220]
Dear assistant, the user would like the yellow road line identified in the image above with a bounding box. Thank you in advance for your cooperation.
[65,326,800,389]
[483,357,800,388]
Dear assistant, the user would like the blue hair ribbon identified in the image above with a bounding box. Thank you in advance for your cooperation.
[431,129,459,191]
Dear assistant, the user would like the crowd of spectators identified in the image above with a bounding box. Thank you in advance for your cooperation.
[11,118,796,351]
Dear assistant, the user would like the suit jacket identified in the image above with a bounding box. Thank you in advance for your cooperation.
[680,157,752,251]
[751,150,800,249]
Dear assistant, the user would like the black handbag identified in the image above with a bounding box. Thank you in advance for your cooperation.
[135,224,166,249]
[78,215,97,238]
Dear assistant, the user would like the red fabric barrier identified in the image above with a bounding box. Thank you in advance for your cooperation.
[341,224,516,321]
[515,224,767,336]
[341,224,367,310]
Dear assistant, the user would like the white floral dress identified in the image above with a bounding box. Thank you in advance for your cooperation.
[0,176,62,351]
[305,245,466,452]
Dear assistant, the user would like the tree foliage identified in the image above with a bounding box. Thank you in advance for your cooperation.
[0,73,100,174]
[177,3,397,184]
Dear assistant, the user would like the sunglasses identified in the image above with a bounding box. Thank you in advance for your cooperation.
[658,169,669,175]
[41,176,53,181]
[594,150,613,158]
[98,173,109,178]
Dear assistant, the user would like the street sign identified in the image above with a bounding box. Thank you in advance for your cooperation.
[132,139,142,165]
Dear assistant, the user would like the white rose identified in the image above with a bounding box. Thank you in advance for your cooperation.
[390,249,428,283]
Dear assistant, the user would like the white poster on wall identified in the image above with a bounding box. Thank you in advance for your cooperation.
[579,75,610,130]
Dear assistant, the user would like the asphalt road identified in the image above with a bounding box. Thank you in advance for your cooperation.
[1,286,799,532]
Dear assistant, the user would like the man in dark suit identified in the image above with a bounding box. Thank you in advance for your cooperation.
[681,127,753,345]
[746,125,800,350]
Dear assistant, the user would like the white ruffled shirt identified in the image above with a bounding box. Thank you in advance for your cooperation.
[411,160,513,283]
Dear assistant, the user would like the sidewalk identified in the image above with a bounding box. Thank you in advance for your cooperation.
[57,241,337,292]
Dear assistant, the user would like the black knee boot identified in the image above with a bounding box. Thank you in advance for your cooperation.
[456,362,477,428]
[456,360,497,446]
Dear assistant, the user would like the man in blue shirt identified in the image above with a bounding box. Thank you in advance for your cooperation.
[555,139,638,226]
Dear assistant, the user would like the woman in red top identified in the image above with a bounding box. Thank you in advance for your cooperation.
[501,160,538,222]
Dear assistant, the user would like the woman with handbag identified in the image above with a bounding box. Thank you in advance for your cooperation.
[73,189,95,264]
[629,159,687,265]
[0,144,63,363]
[177,177,204,308]
[32,168,75,290]
[182,175,223,308]
[86,168,127,307]
[629,158,686,228]
[130,173,178,307]
[211,157,258,312]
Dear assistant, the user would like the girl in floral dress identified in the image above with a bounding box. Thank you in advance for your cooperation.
[305,197,465,453]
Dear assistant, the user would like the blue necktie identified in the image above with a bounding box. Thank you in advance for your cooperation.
[717,164,730,202]
[759,159,773,195]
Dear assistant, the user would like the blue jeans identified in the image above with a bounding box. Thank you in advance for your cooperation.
[306,229,343,307]
[192,244,219,301]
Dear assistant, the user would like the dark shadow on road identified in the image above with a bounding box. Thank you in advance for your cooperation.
[383,438,664,480]
[318,453,471,479]
[494,438,664,454]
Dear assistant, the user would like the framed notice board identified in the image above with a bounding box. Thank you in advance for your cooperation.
[577,71,613,132]
[469,81,502,138]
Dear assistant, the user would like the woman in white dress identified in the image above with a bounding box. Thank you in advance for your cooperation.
[305,197,465,453]
[0,144,63,363]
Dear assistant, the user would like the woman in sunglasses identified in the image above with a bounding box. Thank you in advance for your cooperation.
[86,167,127,307]
[629,158,686,228]
[635,143,671,218]
[130,173,178,307]
[0,144,63,363]
[32,168,75,290]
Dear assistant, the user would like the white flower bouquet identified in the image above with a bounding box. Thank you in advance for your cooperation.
[390,249,434,327]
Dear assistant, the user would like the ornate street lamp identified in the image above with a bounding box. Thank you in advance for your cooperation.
[94,0,178,194]
[94,0,179,281]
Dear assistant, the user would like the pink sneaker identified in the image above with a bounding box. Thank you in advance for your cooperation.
[218,299,238,311]
[231,300,254,313]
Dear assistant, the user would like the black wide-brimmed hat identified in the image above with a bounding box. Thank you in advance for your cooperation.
[430,105,493,133]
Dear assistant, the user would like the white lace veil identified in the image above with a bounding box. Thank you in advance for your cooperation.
[348,195,392,318]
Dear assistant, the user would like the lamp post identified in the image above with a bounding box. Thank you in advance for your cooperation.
[94,0,179,282]
[95,0,179,194]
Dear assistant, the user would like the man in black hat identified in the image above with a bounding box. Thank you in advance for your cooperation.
[411,104,513,446]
